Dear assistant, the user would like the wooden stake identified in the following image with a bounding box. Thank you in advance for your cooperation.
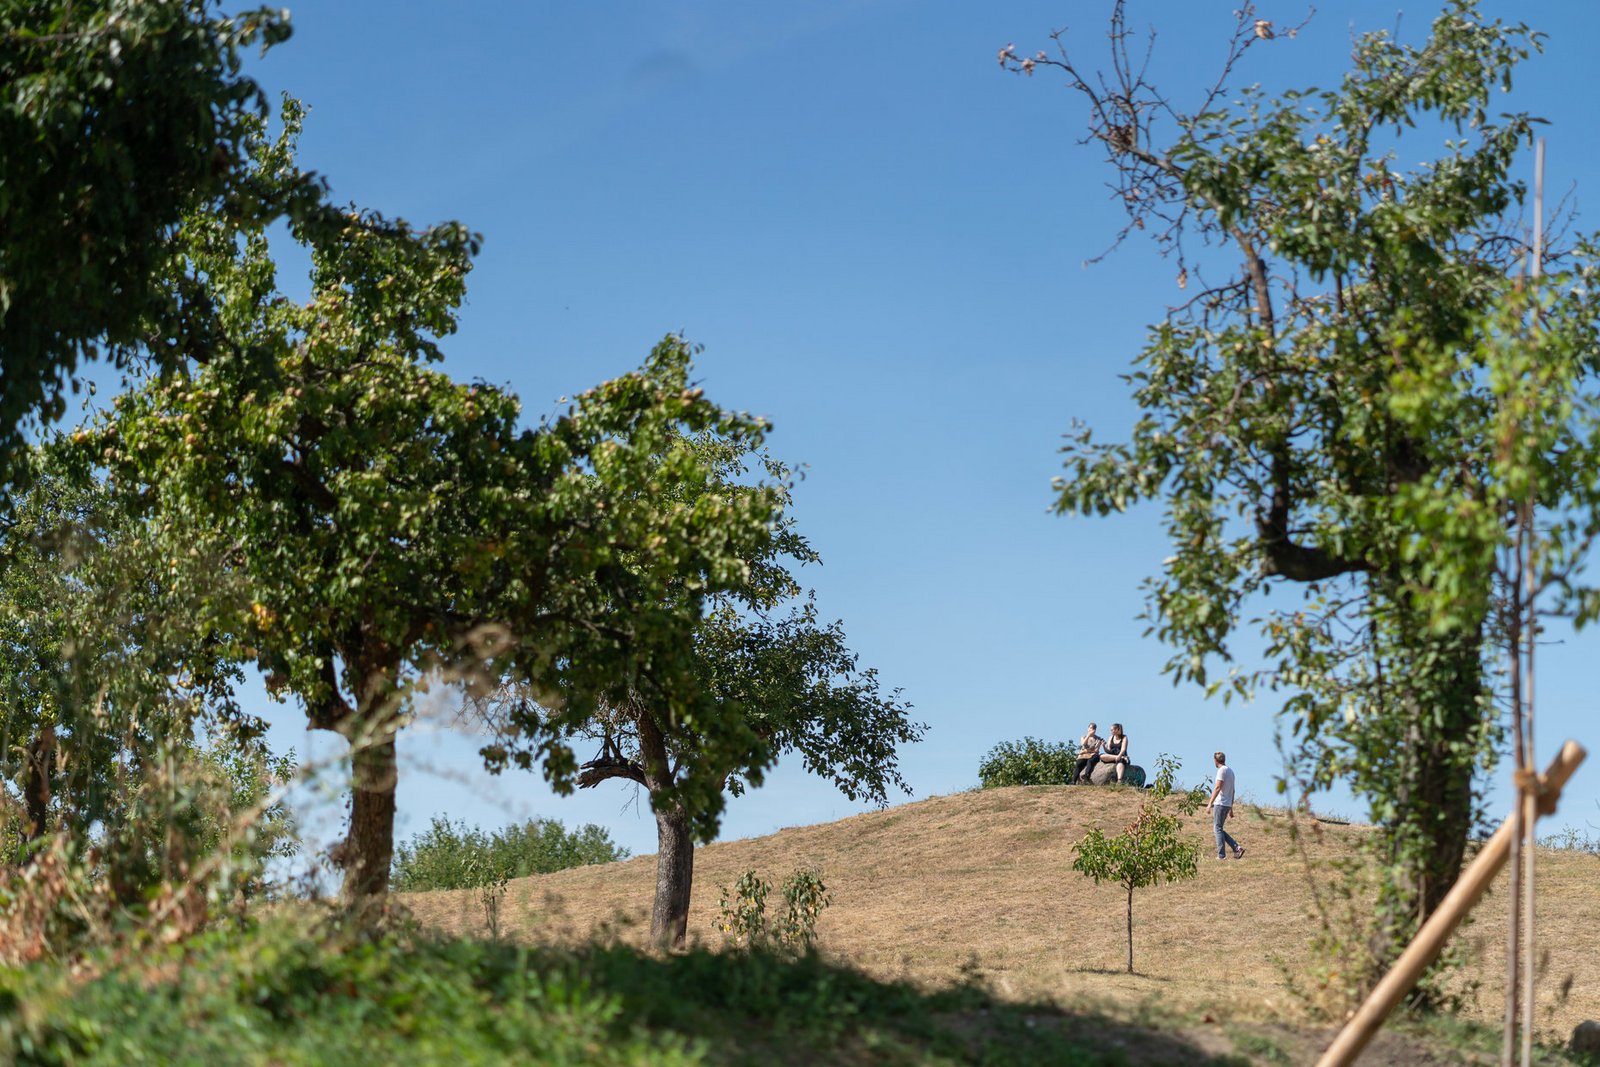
[1520,135,1546,1067]
[1315,740,1587,1067]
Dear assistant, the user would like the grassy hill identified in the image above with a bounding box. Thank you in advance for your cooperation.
[406,784,1600,1063]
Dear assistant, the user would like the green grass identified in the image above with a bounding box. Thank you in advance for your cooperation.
[1391,1013,1591,1066]
[0,920,1250,1066]
[1225,1027,1291,1064]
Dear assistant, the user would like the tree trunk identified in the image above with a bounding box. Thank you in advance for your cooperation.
[1398,629,1483,922]
[1125,882,1135,973]
[21,724,56,845]
[651,806,694,949]
[1368,620,1486,997]
[340,736,398,912]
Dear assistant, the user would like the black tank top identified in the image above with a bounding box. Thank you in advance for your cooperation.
[1105,737,1124,757]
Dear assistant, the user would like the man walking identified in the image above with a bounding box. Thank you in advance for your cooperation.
[1207,751,1244,860]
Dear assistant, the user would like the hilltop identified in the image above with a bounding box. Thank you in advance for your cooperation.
[406,784,1600,1063]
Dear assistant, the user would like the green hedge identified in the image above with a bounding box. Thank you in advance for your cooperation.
[977,737,1077,787]
[392,816,628,892]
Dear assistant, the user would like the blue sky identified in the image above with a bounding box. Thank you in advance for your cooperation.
[237,1,1600,859]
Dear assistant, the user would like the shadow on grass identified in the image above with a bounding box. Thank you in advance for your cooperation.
[1068,968,1175,981]
[0,920,1245,1066]
[574,942,1229,1066]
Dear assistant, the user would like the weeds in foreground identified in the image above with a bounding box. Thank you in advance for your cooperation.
[0,919,1246,1066]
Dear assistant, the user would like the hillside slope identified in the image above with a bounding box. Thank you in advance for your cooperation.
[405,785,1600,1046]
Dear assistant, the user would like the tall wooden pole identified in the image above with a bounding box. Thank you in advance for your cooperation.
[1315,741,1587,1067]
[1519,134,1546,1067]
[1502,523,1524,1067]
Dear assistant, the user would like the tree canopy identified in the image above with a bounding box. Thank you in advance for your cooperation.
[0,3,475,484]
[94,107,784,909]
[474,431,922,945]
[1012,0,1600,981]
[1,446,244,859]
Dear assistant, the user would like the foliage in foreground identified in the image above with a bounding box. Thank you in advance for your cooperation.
[391,816,628,892]
[0,921,1240,1067]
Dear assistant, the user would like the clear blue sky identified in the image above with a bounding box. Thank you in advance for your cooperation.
[236,1,1600,859]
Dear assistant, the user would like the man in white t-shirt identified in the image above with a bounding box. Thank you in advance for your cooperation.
[1206,751,1245,860]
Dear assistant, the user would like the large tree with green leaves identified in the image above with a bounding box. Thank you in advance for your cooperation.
[474,433,923,947]
[1,1,281,469]
[0,3,475,484]
[97,110,781,912]
[1008,0,1600,979]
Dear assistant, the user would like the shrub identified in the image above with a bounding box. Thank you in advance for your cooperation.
[1,735,301,964]
[977,737,1076,787]
[716,870,771,948]
[1539,825,1600,854]
[0,922,702,1066]
[716,868,832,953]
[390,816,628,892]
[778,869,831,951]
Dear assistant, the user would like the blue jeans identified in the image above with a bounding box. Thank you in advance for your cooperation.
[1213,805,1239,858]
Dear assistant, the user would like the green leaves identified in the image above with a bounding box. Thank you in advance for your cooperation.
[483,420,921,852]
[1070,803,1198,893]
[977,737,1077,787]
[1070,785,1200,973]
[94,104,788,903]
[0,2,293,477]
[1035,1,1595,964]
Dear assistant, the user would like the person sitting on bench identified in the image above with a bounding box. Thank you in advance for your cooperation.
[1072,722,1104,784]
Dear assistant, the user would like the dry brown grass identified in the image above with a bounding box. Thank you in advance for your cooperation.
[403,785,1600,1048]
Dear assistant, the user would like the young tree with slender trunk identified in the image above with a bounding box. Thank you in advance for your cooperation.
[1071,794,1199,974]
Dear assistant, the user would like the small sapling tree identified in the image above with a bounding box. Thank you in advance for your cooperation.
[715,868,832,954]
[1070,754,1199,972]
